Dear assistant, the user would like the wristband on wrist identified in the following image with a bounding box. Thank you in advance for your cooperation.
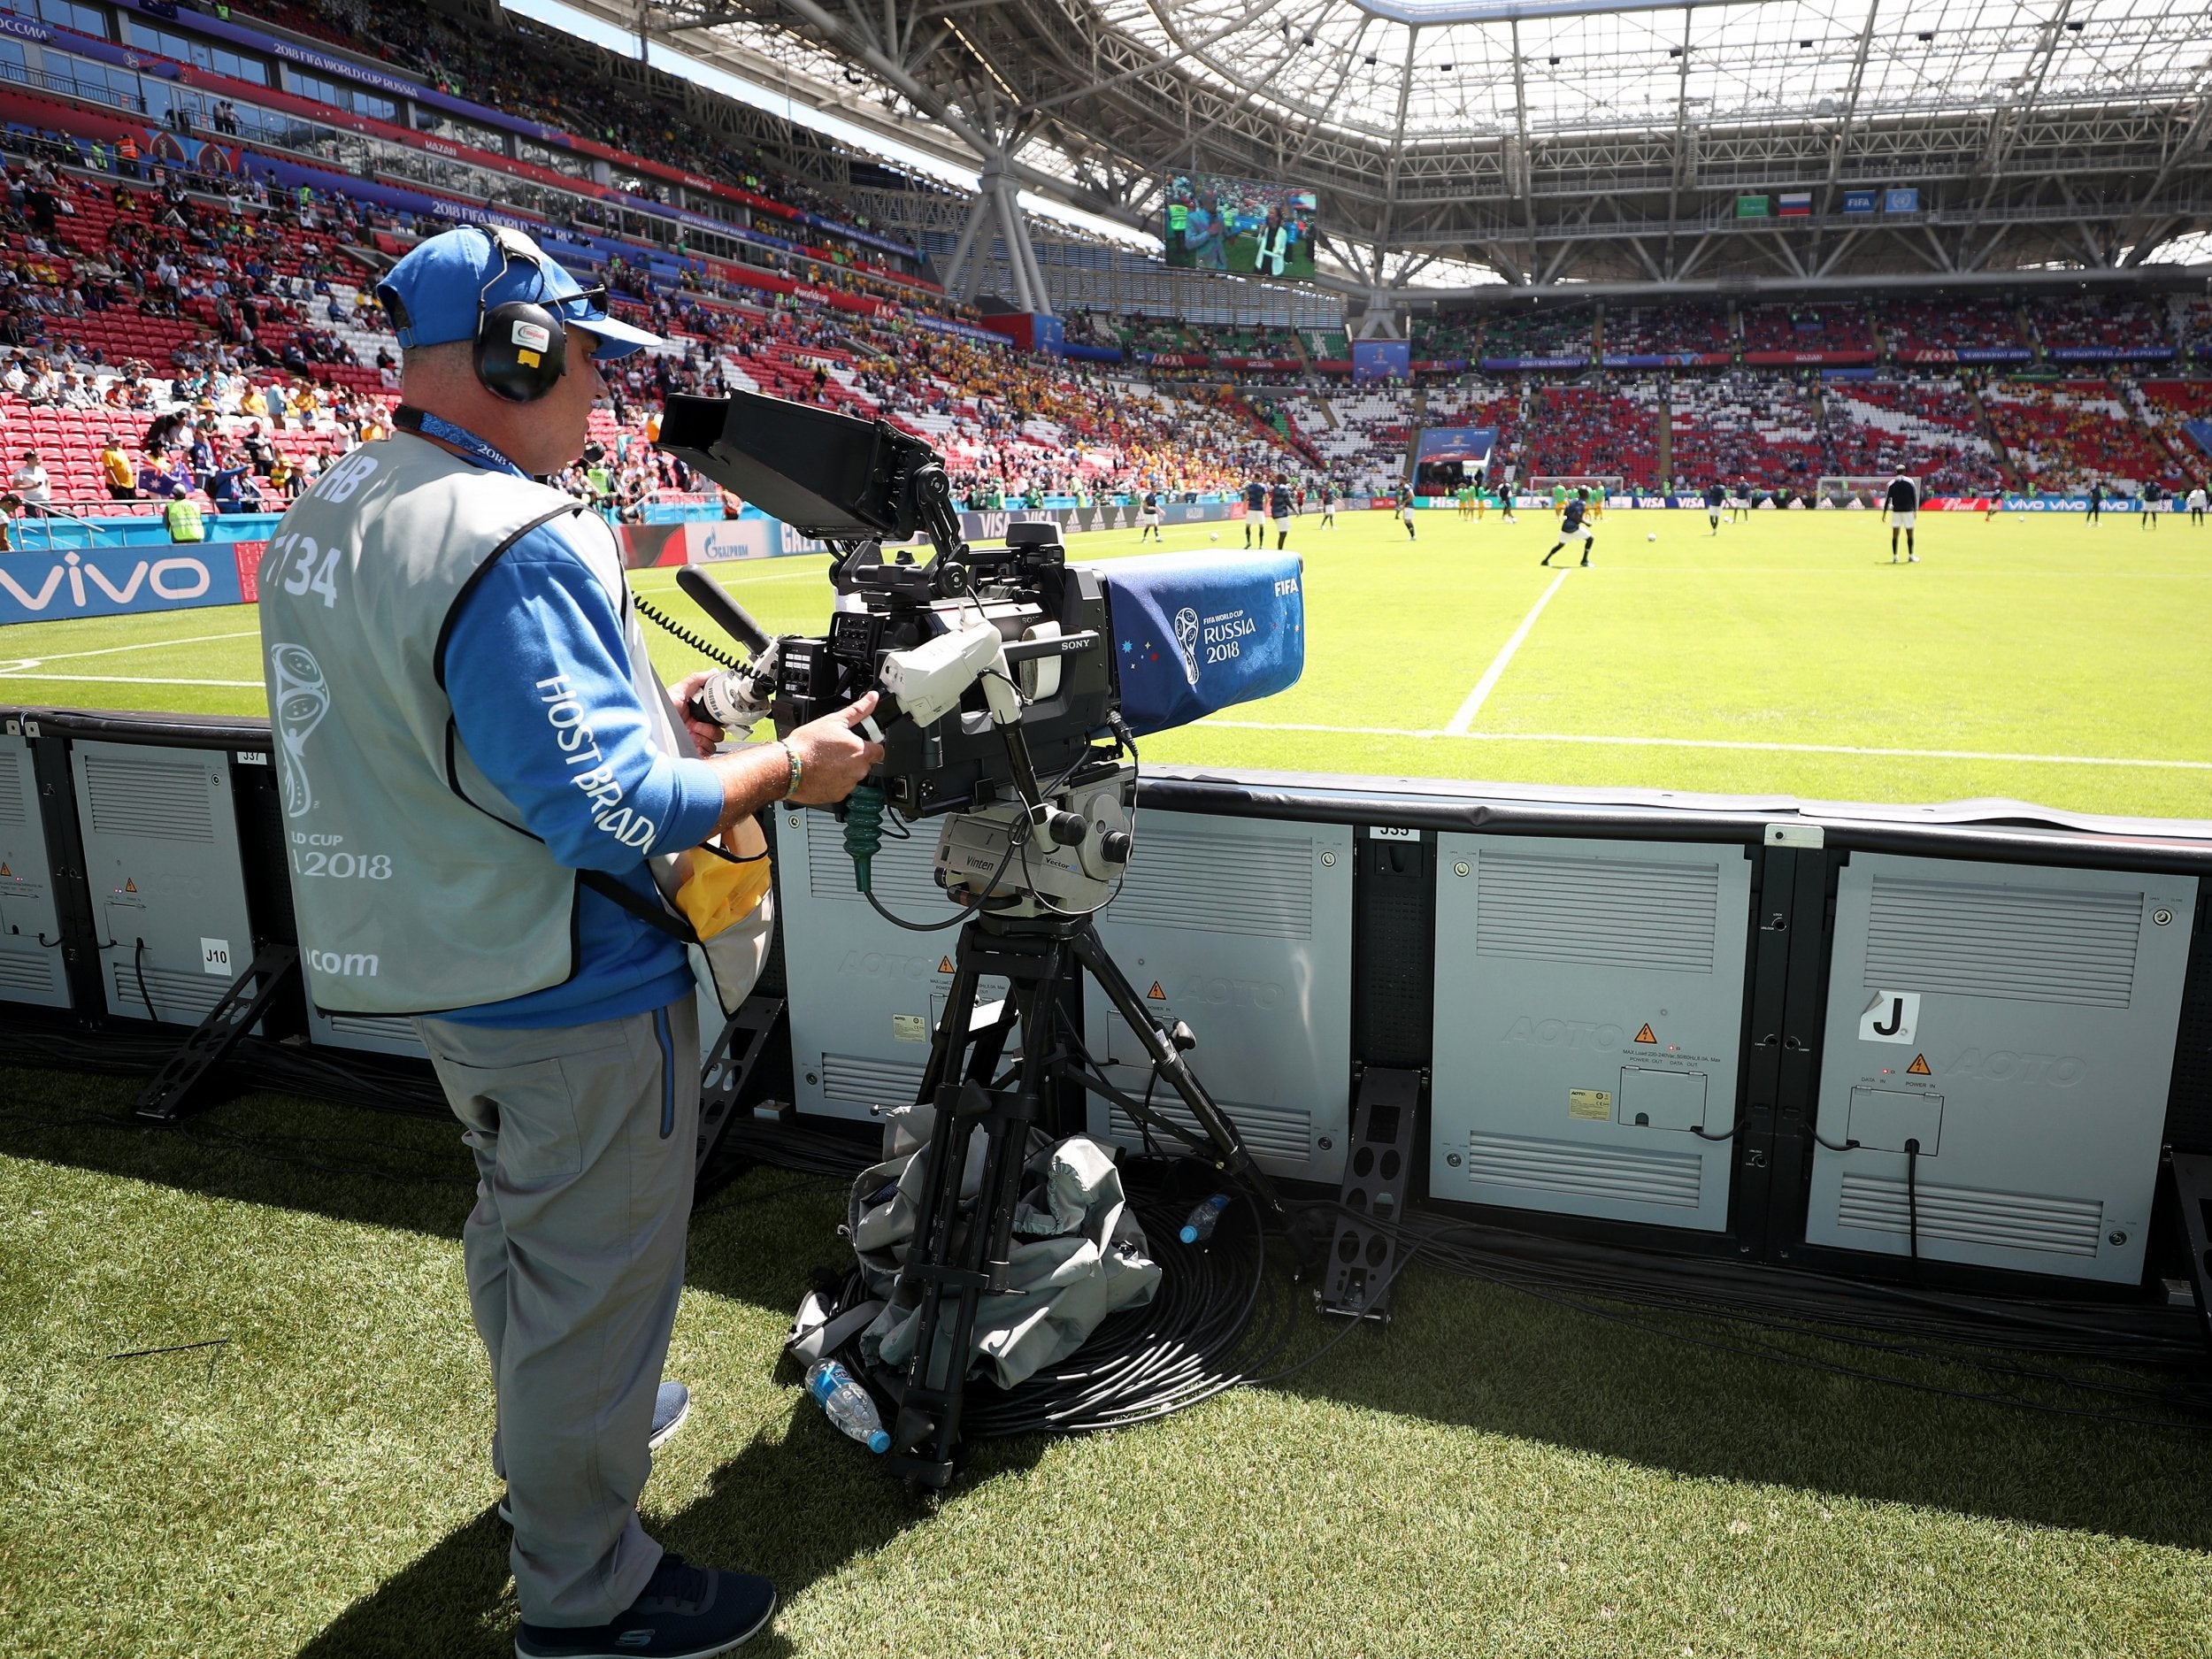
[778,736,803,800]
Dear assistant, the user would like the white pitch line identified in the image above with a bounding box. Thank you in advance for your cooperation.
[1194,719,2212,772]
[1444,571,1569,735]
[0,627,260,674]
[0,672,263,687]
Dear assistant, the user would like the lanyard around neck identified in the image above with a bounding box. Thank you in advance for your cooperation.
[396,404,527,479]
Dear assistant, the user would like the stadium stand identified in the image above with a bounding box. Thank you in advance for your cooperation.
[1739,303,1875,355]
[1604,303,1732,357]
[1819,377,2008,494]
[0,0,2195,523]
[1422,378,1520,448]
[1480,306,1594,361]
[1516,380,1661,487]
[2128,380,2212,474]
[1285,384,1415,489]
[1409,316,1483,361]
[2183,300,2212,358]
[1979,379,2176,492]
[1666,372,1827,487]
[1881,297,2026,357]
[2026,295,2171,352]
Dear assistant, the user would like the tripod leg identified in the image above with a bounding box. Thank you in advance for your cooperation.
[886,951,987,1444]
[887,933,1071,1486]
[1069,922,1281,1212]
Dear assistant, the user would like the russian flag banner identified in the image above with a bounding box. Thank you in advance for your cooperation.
[1778,191,1813,216]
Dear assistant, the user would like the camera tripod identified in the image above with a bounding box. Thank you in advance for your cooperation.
[879,902,1278,1489]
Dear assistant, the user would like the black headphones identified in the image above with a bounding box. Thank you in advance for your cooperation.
[378,227,617,404]
[473,227,571,404]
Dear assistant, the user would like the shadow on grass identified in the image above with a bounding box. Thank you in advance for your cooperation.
[0,1063,848,1310]
[13,1064,2212,1571]
[1262,1255,2212,1553]
[294,1404,1041,1658]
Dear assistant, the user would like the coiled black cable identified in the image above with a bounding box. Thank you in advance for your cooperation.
[634,589,745,670]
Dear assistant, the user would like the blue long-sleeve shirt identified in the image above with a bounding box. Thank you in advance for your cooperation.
[434,519,725,1027]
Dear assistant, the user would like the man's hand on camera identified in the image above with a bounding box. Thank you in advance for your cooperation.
[785,691,885,805]
[670,672,725,758]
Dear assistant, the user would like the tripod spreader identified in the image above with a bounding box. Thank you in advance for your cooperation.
[879,908,1276,1488]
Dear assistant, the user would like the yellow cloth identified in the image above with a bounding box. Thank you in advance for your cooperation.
[675,847,771,941]
[674,815,771,941]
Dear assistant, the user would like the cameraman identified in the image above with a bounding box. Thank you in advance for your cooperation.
[257,227,881,1659]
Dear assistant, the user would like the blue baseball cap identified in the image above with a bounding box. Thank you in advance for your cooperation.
[374,226,661,362]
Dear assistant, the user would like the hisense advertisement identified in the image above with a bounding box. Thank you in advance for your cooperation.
[1162,173,1318,280]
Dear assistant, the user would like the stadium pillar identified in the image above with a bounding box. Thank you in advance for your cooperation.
[1010,188,1054,317]
[995,182,1036,313]
[987,173,1050,316]
[942,192,991,301]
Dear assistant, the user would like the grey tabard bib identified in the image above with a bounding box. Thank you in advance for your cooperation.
[257,430,687,1016]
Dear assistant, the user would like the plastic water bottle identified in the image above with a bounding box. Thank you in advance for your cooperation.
[805,1359,889,1454]
[1179,1193,1232,1245]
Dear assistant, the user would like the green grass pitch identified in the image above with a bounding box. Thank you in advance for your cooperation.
[5,503,2211,818]
[9,503,2212,1656]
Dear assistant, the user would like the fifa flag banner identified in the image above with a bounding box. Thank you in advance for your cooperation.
[1778,191,1812,217]
[1843,189,1876,214]
[1735,195,1770,219]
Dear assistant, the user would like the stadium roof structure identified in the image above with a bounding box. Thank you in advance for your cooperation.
[603,0,2212,295]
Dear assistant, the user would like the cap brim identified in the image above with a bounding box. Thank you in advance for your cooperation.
[568,313,662,360]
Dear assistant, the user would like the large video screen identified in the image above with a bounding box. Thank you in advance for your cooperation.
[1162,174,1318,280]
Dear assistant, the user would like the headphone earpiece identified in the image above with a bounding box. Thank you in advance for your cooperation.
[475,298,566,403]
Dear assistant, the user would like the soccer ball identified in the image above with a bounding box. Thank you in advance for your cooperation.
[1647,532,1657,541]
[1209,531,1219,541]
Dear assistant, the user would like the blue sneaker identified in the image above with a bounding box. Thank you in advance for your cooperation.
[500,1383,691,1525]
[647,1381,691,1451]
[513,1555,776,1658]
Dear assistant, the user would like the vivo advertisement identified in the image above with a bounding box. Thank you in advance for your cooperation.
[0,543,259,624]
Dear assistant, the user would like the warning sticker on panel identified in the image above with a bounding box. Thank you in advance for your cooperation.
[1906,1053,1932,1076]
[1633,1024,1657,1045]
[1569,1088,1615,1120]
[1148,981,1168,1001]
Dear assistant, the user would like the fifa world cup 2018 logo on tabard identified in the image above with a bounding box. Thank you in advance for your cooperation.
[270,642,328,818]
[1171,605,1202,687]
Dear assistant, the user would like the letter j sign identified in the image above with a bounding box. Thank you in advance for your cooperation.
[1859,990,1921,1045]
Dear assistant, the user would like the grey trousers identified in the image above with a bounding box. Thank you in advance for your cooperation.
[413,996,700,1628]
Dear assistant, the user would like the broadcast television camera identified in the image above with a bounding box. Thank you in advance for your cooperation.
[655,388,1302,1485]
[655,390,1302,916]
